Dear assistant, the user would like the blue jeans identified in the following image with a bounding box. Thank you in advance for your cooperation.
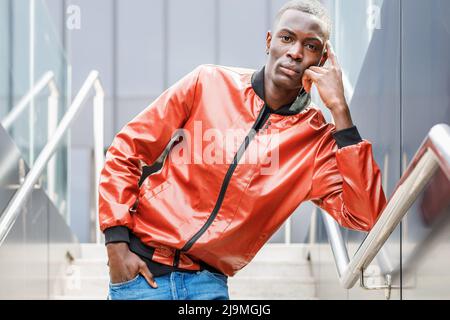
[108,270,229,300]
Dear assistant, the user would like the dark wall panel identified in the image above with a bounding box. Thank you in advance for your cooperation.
[401,0,450,299]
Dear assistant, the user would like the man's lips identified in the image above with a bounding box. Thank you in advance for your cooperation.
[279,65,301,77]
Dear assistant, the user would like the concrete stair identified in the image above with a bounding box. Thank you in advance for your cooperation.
[53,243,317,300]
[228,244,316,300]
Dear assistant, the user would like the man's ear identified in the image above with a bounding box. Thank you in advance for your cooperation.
[266,31,272,54]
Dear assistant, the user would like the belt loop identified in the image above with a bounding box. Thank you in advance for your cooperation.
[173,250,181,267]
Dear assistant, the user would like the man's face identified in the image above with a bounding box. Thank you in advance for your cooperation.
[266,9,328,91]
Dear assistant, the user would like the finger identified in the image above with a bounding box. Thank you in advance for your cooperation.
[308,66,327,74]
[139,262,158,288]
[302,70,316,93]
[326,41,338,67]
[303,69,321,82]
[302,76,312,93]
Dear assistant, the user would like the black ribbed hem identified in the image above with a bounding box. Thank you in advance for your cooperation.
[128,232,226,277]
[332,126,363,149]
[104,227,227,277]
[104,226,130,245]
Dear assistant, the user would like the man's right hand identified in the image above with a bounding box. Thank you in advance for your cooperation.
[106,242,158,288]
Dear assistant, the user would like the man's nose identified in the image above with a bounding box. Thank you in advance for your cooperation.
[287,43,304,61]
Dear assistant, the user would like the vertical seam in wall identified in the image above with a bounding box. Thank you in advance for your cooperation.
[266,0,271,31]
[399,0,403,300]
[47,191,50,298]
[8,0,13,112]
[58,0,69,298]
[215,0,220,64]
[62,0,67,114]
[113,0,118,134]
[163,0,169,90]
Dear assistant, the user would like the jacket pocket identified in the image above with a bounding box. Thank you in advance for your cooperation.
[139,180,172,201]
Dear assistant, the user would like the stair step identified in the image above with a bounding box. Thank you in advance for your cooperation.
[55,243,317,300]
[252,244,310,263]
[70,260,313,279]
[237,261,312,279]
[51,295,108,300]
[78,243,311,263]
[55,276,316,300]
[80,244,107,260]
[67,261,109,279]
[60,276,109,297]
[231,296,320,300]
[228,277,316,300]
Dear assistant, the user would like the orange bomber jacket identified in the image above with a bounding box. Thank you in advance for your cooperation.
[98,64,387,276]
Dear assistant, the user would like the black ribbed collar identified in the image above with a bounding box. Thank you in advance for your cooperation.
[251,66,311,116]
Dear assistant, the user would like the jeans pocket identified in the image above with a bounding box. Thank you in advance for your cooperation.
[109,274,141,289]
[203,270,228,286]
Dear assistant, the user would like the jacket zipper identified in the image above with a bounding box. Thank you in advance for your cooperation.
[177,105,271,259]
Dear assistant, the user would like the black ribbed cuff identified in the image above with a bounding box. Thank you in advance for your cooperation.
[104,226,130,245]
[332,126,363,149]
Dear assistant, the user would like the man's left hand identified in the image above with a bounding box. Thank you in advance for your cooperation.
[302,41,354,131]
[302,41,346,110]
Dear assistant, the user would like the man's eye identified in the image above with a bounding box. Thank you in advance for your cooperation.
[280,35,292,42]
[306,44,318,51]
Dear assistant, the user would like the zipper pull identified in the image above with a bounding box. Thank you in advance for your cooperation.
[129,198,139,214]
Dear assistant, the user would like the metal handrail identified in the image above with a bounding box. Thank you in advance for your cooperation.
[1,71,59,130]
[0,70,105,247]
[324,124,450,289]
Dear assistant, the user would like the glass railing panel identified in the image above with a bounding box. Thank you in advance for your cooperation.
[0,0,11,121]
[34,0,69,221]
[1,0,70,222]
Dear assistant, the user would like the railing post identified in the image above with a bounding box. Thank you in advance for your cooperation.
[93,79,105,245]
[284,217,292,245]
[308,206,318,245]
[47,80,59,203]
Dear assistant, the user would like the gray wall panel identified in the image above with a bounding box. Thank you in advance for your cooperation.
[115,96,157,133]
[117,0,164,97]
[115,0,164,130]
[218,0,268,69]
[0,200,27,299]
[66,0,115,147]
[167,0,216,85]
[24,190,49,299]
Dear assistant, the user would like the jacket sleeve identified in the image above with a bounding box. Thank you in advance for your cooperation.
[98,65,202,238]
[308,124,387,232]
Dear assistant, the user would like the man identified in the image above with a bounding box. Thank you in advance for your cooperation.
[99,0,387,300]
